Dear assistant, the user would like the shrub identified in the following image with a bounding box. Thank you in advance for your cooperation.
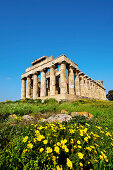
[1,121,113,169]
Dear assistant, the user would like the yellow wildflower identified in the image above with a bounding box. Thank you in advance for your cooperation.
[77,140,81,145]
[56,165,63,170]
[90,146,95,149]
[86,146,92,151]
[54,146,60,154]
[78,145,82,149]
[27,143,33,149]
[99,155,103,160]
[69,129,74,134]
[43,140,48,144]
[67,158,73,169]
[79,162,83,167]
[78,152,84,159]
[23,149,27,153]
[80,130,84,136]
[39,148,44,152]
[70,139,74,144]
[33,138,36,143]
[23,136,28,143]
[84,128,88,133]
[46,147,52,153]
[84,137,88,143]
[36,135,45,141]
[57,142,61,146]
[106,132,111,137]
[74,145,77,149]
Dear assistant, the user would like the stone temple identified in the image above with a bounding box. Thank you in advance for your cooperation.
[21,55,106,101]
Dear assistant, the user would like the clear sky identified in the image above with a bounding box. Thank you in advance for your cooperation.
[0,0,113,101]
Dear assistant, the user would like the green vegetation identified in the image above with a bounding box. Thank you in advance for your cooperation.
[106,90,113,101]
[0,99,113,169]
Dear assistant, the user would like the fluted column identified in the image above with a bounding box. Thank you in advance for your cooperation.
[68,65,74,95]
[74,69,80,96]
[84,75,89,97]
[79,72,85,96]
[56,76,59,94]
[26,76,32,98]
[33,72,39,99]
[21,78,26,99]
[104,89,106,100]
[93,82,97,99]
[95,83,98,99]
[40,69,46,97]
[60,62,67,94]
[50,65,56,96]
[87,78,92,98]
[91,80,95,99]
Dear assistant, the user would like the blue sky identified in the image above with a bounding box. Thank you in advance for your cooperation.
[0,0,113,101]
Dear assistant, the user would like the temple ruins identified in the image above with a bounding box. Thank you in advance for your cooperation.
[21,55,106,101]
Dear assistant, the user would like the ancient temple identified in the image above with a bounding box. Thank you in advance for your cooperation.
[21,55,106,101]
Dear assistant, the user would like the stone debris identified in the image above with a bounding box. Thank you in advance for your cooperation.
[40,114,72,123]
[71,112,94,118]
[9,114,18,119]
[60,109,68,114]
[22,115,35,122]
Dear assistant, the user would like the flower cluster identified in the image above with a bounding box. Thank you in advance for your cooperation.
[9,122,113,169]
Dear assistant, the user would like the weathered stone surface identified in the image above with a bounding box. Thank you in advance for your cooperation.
[22,115,35,122]
[71,112,94,118]
[61,109,68,114]
[41,114,72,123]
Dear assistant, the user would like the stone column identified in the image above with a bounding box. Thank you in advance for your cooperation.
[93,82,97,99]
[68,65,74,95]
[50,65,56,96]
[87,78,92,98]
[56,76,59,94]
[95,83,98,99]
[84,75,89,97]
[48,78,50,96]
[104,89,106,100]
[21,78,26,99]
[90,79,94,99]
[60,62,67,94]
[74,69,80,96]
[79,72,85,97]
[96,84,99,99]
[26,75,32,98]
[33,72,39,99]
[31,79,33,98]
[40,69,46,97]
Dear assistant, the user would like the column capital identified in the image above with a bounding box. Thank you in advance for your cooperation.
[33,71,40,76]
[40,68,47,72]
[60,61,67,65]
[84,75,88,79]
[87,77,91,81]
[50,64,56,69]
[21,77,27,80]
[27,74,32,78]
[79,72,85,77]
[68,64,74,69]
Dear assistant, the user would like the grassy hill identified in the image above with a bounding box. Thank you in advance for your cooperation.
[0,99,113,169]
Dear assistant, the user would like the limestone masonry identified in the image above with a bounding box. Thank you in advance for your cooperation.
[21,55,106,101]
